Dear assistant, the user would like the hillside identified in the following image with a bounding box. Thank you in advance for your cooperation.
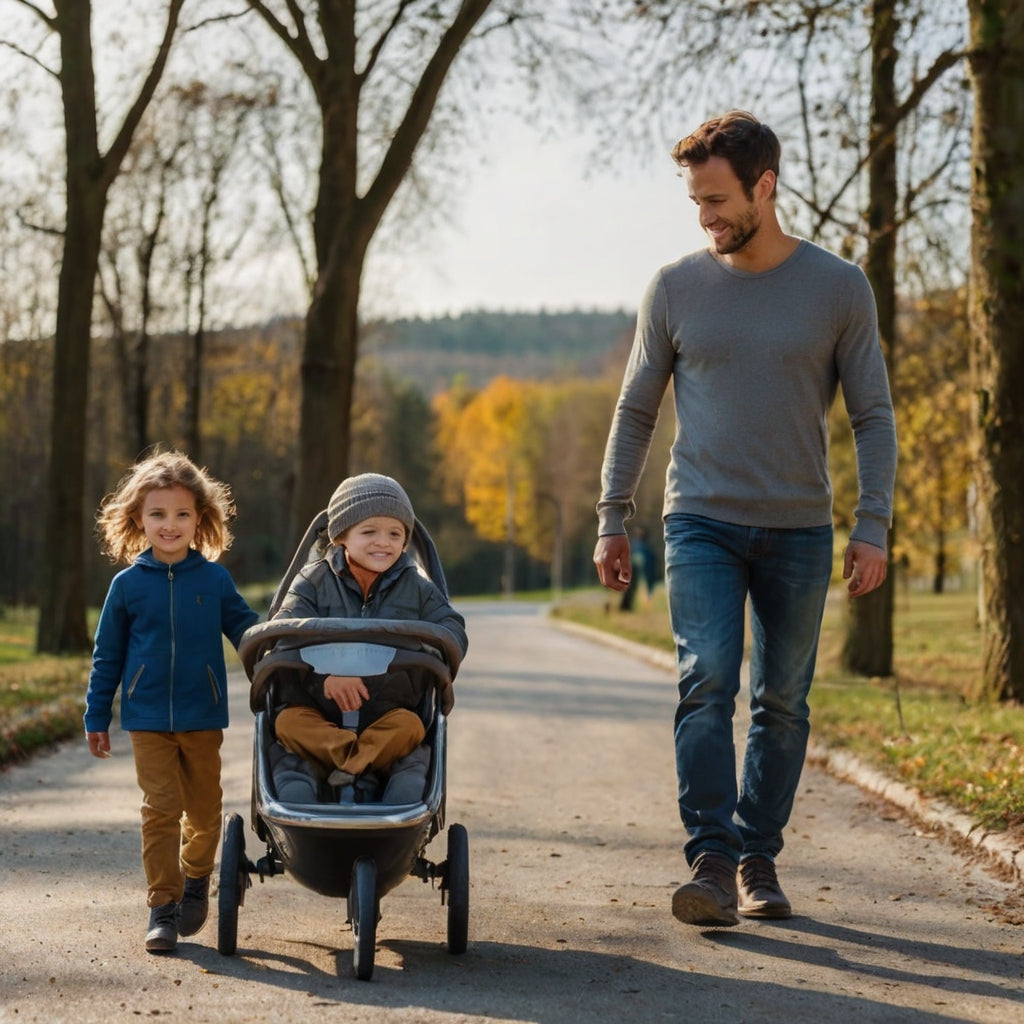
[361,308,637,392]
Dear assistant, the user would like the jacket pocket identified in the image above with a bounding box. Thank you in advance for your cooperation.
[126,665,145,700]
[207,666,222,704]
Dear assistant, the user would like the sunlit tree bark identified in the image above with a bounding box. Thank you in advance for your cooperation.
[966,0,1024,701]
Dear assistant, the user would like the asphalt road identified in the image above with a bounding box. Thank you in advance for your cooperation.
[1,602,1021,1023]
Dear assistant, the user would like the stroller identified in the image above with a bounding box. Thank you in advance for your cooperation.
[217,510,469,980]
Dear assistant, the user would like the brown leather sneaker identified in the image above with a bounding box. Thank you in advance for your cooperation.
[737,855,792,919]
[671,851,739,926]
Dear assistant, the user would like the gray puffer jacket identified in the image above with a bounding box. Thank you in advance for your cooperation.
[271,547,467,730]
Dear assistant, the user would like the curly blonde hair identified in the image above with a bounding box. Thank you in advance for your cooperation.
[96,449,237,565]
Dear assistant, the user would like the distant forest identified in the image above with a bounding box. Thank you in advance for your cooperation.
[362,309,637,393]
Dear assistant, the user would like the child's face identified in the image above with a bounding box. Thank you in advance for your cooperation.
[337,515,407,574]
[136,485,199,565]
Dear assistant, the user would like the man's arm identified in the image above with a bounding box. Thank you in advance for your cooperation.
[595,271,673,589]
[836,265,898,582]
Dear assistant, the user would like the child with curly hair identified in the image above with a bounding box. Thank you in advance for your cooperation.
[84,449,258,954]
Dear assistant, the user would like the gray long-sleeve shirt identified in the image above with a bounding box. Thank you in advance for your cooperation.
[597,240,897,550]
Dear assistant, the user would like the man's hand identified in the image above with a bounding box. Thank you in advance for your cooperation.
[594,534,632,592]
[843,540,887,597]
[324,674,369,712]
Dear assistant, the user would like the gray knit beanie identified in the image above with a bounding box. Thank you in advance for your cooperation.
[327,473,416,542]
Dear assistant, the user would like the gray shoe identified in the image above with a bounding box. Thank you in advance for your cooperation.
[671,851,739,926]
[177,874,210,936]
[737,855,792,919]
[145,902,178,953]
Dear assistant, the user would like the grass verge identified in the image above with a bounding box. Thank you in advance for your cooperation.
[550,586,1024,841]
[0,607,91,765]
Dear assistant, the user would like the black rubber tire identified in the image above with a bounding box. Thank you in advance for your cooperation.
[217,813,246,956]
[349,857,378,981]
[445,823,470,955]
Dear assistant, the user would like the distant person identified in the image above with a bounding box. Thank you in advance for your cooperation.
[594,111,897,926]
[619,526,657,611]
[84,450,258,954]
[271,473,468,803]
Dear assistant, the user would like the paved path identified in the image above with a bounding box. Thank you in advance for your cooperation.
[1,603,1021,1023]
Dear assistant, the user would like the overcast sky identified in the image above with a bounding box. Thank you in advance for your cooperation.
[373,117,710,320]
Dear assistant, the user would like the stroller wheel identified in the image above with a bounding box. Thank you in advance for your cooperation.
[445,823,470,955]
[349,857,378,980]
[217,813,248,956]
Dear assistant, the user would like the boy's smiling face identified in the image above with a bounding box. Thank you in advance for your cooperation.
[337,515,407,574]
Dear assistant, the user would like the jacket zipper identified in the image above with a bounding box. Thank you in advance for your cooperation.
[168,567,176,730]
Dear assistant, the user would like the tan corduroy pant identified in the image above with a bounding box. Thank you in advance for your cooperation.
[130,729,223,908]
[274,706,424,778]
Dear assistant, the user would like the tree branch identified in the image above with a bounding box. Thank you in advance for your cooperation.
[100,0,186,191]
[245,0,320,73]
[10,0,55,27]
[360,0,494,235]
[358,0,416,85]
[0,38,58,79]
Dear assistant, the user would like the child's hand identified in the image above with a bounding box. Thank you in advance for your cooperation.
[87,731,112,758]
[324,675,369,713]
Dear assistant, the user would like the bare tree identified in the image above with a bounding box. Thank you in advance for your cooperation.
[6,0,185,653]
[966,0,1024,702]
[98,122,184,459]
[243,0,527,541]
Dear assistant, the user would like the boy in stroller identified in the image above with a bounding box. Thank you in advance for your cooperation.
[270,473,468,803]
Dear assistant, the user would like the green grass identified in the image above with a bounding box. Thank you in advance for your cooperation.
[551,585,1024,839]
[0,607,92,764]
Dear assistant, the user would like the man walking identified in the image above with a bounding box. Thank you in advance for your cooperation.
[594,110,897,926]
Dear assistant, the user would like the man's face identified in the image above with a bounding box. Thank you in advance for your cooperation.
[685,155,764,257]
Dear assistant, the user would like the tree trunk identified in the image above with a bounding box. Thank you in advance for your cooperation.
[292,241,364,538]
[37,2,105,654]
[967,0,1024,702]
[842,0,897,677]
[290,42,364,541]
[271,0,497,544]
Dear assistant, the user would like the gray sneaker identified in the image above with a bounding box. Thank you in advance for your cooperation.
[177,874,210,936]
[145,902,178,953]
[737,855,792,919]
[671,851,739,926]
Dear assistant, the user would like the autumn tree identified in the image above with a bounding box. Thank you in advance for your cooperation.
[4,0,186,653]
[966,0,1024,701]
[892,290,972,593]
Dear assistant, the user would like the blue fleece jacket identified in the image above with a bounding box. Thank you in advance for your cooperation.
[84,549,258,734]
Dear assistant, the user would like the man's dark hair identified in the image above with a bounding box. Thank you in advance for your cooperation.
[671,110,781,199]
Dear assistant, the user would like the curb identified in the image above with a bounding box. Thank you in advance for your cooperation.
[552,617,1024,887]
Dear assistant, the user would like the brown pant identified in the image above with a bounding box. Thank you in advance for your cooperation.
[274,705,425,778]
[130,729,223,908]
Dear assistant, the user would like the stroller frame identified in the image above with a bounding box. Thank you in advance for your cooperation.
[217,511,469,980]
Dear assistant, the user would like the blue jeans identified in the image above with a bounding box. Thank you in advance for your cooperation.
[664,514,834,865]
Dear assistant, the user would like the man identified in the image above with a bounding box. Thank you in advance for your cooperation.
[594,110,897,926]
